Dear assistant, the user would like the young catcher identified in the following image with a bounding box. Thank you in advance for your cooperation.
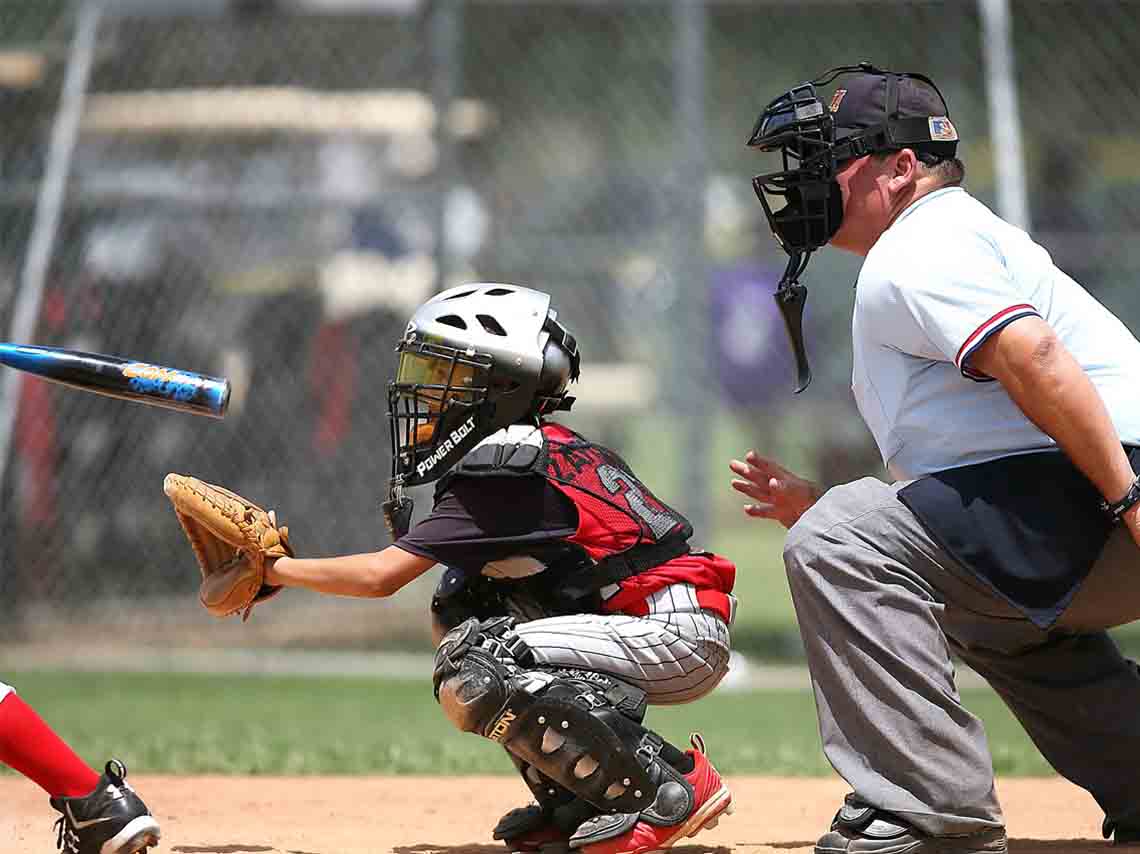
[164,282,737,854]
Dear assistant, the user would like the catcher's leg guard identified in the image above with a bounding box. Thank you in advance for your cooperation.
[434,618,694,819]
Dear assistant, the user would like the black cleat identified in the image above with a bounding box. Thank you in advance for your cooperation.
[50,759,161,854]
[815,794,1005,854]
[1105,814,1140,846]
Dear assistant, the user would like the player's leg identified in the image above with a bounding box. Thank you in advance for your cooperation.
[0,682,98,796]
[433,617,730,854]
[506,590,733,853]
[782,477,1007,851]
[511,589,731,705]
[433,572,587,852]
[947,525,1140,844]
[0,682,162,854]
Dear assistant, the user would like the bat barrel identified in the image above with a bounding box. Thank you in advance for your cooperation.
[0,344,230,418]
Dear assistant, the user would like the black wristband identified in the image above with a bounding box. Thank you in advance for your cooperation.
[1100,474,1140,523]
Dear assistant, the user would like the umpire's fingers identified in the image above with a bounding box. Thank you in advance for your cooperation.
[744,449,792,480]
[743,502,779,519]
[732,478,771,502]
[729,458,769,485]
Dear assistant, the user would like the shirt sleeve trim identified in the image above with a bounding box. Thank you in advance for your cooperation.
[956,305,1041,381]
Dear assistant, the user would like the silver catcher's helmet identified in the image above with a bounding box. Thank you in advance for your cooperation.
[387,283,581,488]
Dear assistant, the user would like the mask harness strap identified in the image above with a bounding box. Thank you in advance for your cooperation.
[775,250,813,394]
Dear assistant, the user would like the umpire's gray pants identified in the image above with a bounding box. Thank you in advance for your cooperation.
[783,476,1140,836]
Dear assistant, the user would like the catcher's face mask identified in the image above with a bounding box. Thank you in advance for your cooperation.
[388,336,491,488]
[747,62,957,392]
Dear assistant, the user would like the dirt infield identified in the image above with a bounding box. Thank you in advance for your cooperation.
[1,775,1108,853]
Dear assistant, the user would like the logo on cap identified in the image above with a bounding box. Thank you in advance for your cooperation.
[928,116,958,141]
[829,89,847,113]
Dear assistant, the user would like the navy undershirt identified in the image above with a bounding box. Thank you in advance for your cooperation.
[395,476,578,575]
[899,447,1140,628]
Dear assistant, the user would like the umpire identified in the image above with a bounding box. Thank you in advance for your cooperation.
[734,63,1140,853]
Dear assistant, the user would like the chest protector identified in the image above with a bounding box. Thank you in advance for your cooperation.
[435,423,693,605]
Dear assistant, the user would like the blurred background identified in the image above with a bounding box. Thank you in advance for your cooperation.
[0,0,1136,667]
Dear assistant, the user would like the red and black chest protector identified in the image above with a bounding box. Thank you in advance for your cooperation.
[434,422,693,605]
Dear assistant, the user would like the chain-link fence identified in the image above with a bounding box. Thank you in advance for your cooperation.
[0,0,1137,653]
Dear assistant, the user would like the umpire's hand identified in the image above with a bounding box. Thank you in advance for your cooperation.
[729,450,823,530]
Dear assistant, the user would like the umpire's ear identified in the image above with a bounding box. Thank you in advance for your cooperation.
[889,148,920,191]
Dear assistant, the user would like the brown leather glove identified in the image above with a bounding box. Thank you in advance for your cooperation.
[163,474,292,621]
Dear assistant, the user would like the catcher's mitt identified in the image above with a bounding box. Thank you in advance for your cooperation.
[163,474,292,621]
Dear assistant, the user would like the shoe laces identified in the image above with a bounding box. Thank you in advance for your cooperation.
[54,816,79,853]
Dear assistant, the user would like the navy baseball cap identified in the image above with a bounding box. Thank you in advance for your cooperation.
[828,69,959,159]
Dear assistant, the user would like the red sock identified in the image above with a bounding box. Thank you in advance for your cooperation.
[0,692,99,797]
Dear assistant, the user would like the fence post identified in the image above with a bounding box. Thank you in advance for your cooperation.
[979,0,1030,231]
[431,0,462,293]
[0,0,102,591]
[673,0,710,535]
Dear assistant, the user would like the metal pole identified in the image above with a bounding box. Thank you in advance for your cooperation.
[979,0,1030,230]
[673,0,709,534]
[430,0,461,293]
[0,0,101,582]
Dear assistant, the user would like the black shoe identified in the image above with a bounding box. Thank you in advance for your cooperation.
[50,759,161,854]
[815,794,1006,854]
[1104,814,1140,846]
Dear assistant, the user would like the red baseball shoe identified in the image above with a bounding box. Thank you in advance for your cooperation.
[570,734,732,854]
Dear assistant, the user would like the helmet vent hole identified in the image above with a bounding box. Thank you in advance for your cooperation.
[442,290,476,301]
[484,287,514,296]
[437,315,467,329]
[477,314,507,336]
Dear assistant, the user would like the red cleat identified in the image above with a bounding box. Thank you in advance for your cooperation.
[572,734,732,854]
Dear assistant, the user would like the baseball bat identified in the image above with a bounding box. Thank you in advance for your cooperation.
[0,343,230,418]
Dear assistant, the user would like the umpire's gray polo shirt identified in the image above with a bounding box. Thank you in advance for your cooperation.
[852,187,1140,481]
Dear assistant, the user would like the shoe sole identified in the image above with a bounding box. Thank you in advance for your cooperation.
[101,815,162,854]
[816,841,924,854]
[815,833,1007,854]
[612,785,734,854]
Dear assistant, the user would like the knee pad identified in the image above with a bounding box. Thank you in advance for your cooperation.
[434,616,530,732]
[437,647,512,734]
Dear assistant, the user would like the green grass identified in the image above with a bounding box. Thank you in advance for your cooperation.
[5,671,1054,777]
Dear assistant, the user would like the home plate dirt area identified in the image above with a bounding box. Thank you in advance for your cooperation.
[0,775,1110,853]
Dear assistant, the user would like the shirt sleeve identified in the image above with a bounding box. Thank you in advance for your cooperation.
[861,230,1042,381]
[395,476,579,573]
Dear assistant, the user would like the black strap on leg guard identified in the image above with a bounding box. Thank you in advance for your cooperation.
[506,751,577,815]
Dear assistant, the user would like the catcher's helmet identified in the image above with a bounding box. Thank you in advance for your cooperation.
[746,62,957,391]
[387,283,580,488]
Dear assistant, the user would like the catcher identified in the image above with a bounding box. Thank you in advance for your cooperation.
[165,283,737,854]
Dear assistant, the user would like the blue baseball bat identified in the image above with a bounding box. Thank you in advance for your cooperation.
[0,343,230,418]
